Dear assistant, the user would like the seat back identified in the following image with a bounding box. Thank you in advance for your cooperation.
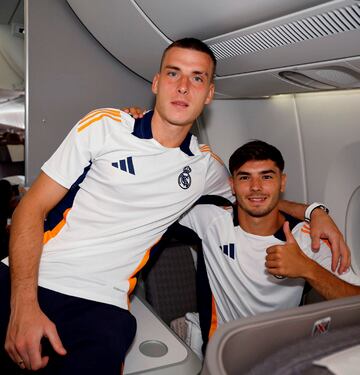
[142,241,197,325]
[201,295,360,375]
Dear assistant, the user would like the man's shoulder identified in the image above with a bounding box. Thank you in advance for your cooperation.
[190,204,233,223]
[198,143,225,165]
[75,108,135,134]
[180,204,234,240]
[291,221,313,248]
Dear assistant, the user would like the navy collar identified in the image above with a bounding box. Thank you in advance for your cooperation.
[233,206,301,240]
[132,110,194,156]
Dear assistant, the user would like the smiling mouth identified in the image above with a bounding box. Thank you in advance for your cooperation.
[248,196,267,203]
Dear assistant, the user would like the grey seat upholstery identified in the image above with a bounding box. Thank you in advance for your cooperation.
[246,324,360,375]
[142,241,198,326]
[201,295,360,375]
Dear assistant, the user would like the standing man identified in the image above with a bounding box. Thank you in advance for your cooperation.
[0,38,228,374]
[0,39,348,374]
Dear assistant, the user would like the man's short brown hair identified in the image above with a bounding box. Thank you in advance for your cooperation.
[160,38,217,80]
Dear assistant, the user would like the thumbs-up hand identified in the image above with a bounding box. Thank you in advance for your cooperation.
[266,221,312,278]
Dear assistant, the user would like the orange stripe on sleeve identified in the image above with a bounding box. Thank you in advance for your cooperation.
[43,208,71,244]
[200,145,224,165]
[301,223,311,235]
[208,296,218,339]
[79,108,121,125]
[301,228,311,234]
[210,152,224,165]
[77,113,122,133]
[301,228,331,250]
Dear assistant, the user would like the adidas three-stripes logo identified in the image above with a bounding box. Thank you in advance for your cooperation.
[112,157,135,175]
[219,243,235,259]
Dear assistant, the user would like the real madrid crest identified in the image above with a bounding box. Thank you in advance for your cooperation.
[178,166,192,189]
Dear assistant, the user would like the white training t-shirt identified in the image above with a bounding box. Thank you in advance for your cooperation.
[180,205,360,326]
[3,109,232,310]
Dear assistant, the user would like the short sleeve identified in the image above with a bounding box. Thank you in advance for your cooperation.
[42,108,123,188]
[179,205,225,240]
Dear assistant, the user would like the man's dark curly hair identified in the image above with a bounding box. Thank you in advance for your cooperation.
[229,140,285,175]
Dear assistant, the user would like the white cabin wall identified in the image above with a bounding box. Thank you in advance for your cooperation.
[201,89,360,273]
[295,90,360,273]
[26,0,153,184]
[202,96,307,203]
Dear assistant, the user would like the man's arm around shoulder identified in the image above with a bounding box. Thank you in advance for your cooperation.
[5,172,68,371]
[279,200,350,273]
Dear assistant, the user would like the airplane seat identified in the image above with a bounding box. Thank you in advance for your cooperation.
[141,239,198,326]
[243,323,360,375]
[123,241,202,374]
[139,218,218,354]
[201,295,360,375]
[302,287,325,305]
[124,293,202,374]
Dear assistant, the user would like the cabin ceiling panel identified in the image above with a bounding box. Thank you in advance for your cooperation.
[67,0,360,97]
[347,58,360,70]
[212,30,360,77]
[11,0,24,25]
[0,0,21,24]
[208,0,360,76]
[135,0,329,40]
[214,59,360,98]
[214,72,314,98]
[66,0,171,82]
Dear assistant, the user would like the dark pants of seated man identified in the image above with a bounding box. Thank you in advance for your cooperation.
[0,263,137,375]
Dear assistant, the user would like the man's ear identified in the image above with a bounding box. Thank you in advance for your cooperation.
[280,173,287,193]
[204,83,215,105]
[152,73,160,95]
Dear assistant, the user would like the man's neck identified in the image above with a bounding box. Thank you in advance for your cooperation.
[238,208,285,236]
[151,109,192,148]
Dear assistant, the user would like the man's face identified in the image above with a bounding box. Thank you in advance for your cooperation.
[230,159,286,218]
[152,47,215,128]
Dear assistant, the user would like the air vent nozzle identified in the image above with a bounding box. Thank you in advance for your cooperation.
[279,71,337,90]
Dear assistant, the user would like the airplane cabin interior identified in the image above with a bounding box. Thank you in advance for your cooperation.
[1,0,360,373]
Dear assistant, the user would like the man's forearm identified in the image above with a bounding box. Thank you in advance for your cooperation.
[8,199,45,308]
[5,172,68,370]
[279,200,307,220]
[8,172,68,307]
[304,260,360,300]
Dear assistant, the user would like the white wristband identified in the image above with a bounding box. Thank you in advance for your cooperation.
[304,202,329,222]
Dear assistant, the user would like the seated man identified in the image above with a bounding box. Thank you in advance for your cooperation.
[178,140,360,347]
